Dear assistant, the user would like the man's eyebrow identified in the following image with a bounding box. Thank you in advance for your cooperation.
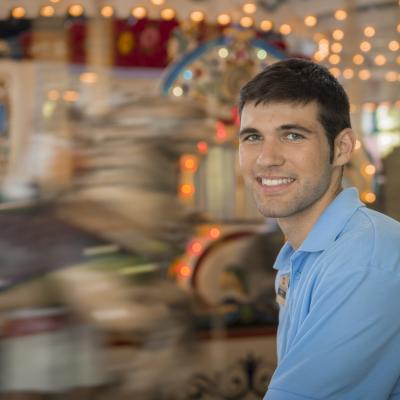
[278,124,313,133]
[238,127,259,137]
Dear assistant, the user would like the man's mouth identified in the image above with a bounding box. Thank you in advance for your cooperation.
[256,177,295,187]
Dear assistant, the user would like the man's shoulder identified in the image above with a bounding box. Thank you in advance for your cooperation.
[324,206,400,273]
[348,206,400,243]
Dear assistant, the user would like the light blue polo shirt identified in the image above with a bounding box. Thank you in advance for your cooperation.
[264,187,400,400]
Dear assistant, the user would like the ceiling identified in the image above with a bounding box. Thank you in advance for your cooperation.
[0,0,399,104]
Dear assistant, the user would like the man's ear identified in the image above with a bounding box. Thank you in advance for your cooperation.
[333,128,355,167]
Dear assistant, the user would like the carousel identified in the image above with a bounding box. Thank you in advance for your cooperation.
[0,0,398,398]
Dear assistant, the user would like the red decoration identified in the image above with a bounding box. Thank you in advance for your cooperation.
[66,20,87,64]
[231,106,241,127]
[216,121,227,140]
[188,240,203,255]
[65,18,178,68]
[197,141,208,154]
[114,18,179,68]
[208,227,221,239]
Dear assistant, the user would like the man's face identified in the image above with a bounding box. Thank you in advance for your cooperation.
[239,101,340,221]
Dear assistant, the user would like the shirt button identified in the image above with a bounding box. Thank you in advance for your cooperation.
[295,271,301,281]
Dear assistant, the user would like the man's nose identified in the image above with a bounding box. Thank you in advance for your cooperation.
[256,138,285,167]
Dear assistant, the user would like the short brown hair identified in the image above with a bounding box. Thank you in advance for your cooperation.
[239,58,351,162]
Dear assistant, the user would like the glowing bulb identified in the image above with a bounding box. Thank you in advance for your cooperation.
[358,69,371,80]
[40,6,55,17]
[388,40,400,51]
[313,51,324,62]
[260,20,273,31]
[179,183,195,196]
[197,141,208,154]
[353,54,364,65]
[100,6,114,18]
[190,10,205,22]
[329,54,341,65]
[304,15,317,27]
[343,68,354,79]
[318,38,330,58]
[240,16,254,28]
[172,86,183,97]
[218,47,229,58]
[331,42,343,53]
[364,164,376,175]
[329,67,340,78]
[11,6,26,19]
[279,24,292,35]
[184,159,196,170]
[318,38,329,47]
[334,9,347,20]
[374,54,386,66]
[242,3,257,14]
[385,71,398,82]
[217,13,231,25]
[68,4,84,17]
[363,26,375,37]
[183,70,193,80]
[161,8,176,20]
[362,192,376,203]
[360,41,371,52]
[131,6,147,19]
[179,265,192,278]
[180,155,198,172]
[188,241,203,255]
[151,0,165,4]
[216,121,227,140]
[80,72,98,84]
[208,227,221,239]
[332,29,344,40]
[257,49,267,60]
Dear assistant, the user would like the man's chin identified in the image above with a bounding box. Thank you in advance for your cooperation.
[256,206,287,219]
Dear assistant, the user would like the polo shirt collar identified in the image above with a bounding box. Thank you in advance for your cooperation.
[273,187,364,270]
[299,187,364,252]
[273,241,294,271]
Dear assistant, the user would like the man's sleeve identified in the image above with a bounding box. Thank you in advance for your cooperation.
[264,266,400,400]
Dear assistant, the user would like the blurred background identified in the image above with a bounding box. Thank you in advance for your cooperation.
[0,0,398,398]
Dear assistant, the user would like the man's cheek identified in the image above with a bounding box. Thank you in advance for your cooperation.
[238,149,245,171]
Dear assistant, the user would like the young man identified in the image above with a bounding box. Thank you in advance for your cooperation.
[238,58,400,399]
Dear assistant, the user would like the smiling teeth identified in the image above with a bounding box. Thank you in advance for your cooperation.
[261,178,294,186]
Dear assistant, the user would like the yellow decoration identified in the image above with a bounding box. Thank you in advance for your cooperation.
[117,31,135,55]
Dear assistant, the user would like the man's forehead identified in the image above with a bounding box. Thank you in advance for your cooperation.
[241,100,320,121]
[239,100,327,136]
[244,99,318,111]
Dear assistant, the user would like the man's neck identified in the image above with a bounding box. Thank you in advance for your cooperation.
[278,185,343,250]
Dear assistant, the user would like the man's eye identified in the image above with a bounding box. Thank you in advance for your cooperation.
[244,134,261,142]
[285,132,304,141]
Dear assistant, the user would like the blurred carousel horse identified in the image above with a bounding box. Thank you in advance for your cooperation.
[0,97,211,399]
